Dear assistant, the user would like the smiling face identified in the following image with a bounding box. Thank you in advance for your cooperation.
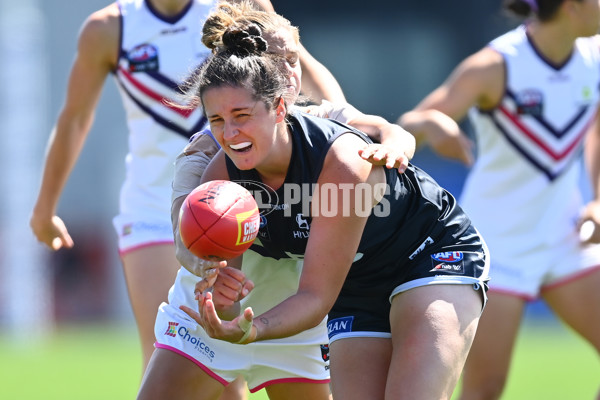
[203,85,289,174]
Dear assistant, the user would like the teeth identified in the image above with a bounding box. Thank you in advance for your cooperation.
[230,142,252,150]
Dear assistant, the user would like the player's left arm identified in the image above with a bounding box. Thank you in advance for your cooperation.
[171,134,223,275]
[296,43,346,103]
[580,108,600,243]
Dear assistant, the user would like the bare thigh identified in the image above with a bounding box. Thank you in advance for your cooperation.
[121,244,180,370]
[329,337,392,400]
[544,267,600,353]
[459,292,525,400]
[389,284,483,400]
[137,348,224,400]
[265,380,331,400]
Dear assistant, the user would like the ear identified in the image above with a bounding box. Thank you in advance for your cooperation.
[275,97,286,123]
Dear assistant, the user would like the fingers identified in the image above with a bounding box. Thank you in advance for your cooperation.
[359,144,409,173]
[34,216,74,251]
[212,268,254,308]
[241,279,254,299]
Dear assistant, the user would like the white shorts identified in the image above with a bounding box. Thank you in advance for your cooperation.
[112,213,174,255]
[488,229,600,299]
[154,263,330,392]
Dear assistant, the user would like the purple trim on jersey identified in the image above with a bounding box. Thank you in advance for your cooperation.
[144,0,193,24]
[525,28,573,71]
[204,129,220,148]
[146,70,182,90]
[116,78,208,138]
[486,110,581,181]
[506,88,590,139]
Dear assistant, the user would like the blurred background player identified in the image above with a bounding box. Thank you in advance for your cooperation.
[29,0,345,398]
[399,0,600,398]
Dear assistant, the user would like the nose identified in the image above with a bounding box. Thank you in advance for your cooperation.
[223,120,239,140]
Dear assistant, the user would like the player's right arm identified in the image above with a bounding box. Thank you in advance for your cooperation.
[398,46,505,165]
[30,4,120,250]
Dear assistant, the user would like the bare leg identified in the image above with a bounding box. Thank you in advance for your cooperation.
[543,267,600,400]
[388,284,483,400]
[330,337,391,400]
[265,380,331,400]
[122,244,248,399]
[138,348,225,400]
[459,292,525,400]
[121,244,180,372]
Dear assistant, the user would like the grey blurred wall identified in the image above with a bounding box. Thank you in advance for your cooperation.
[21,0,516,323]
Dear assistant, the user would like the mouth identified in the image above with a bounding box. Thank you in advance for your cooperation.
[229,141,253,153]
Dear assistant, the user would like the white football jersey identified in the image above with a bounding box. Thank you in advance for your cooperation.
[113,0,215,217]
[462,25,600,257]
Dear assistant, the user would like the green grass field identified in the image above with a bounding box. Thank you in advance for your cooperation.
[0,319,597,400]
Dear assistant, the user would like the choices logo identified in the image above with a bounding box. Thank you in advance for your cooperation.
[165,322,216,360]
[165,322,178,337]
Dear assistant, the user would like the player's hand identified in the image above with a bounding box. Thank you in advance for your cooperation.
[578,200,600,244]
[30,214,74,251]
[190,259,229,291]
[358,143,410,173]
[180,292,257,344]
[210,267,254,310]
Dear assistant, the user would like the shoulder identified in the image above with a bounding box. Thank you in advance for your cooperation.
[458,46,504,81]
[77,4,119,56]
[184,130,221,158]
[80,3,120,42]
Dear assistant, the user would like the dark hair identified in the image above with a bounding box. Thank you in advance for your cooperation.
[504,0,576,21]
[202,0,300,54]
[192,24,291,113]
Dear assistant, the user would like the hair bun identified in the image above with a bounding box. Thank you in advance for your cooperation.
[222,23,268,56]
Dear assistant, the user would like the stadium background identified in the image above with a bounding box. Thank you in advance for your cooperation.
[0,0,573,339]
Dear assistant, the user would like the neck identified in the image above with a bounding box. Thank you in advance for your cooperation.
[147,0,191,16]
[526,19,577,65]
[256,124,293,190]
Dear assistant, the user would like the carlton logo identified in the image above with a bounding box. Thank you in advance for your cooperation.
[431,251,464,263]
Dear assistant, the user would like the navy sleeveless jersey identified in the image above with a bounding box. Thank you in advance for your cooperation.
[226,112,471,284]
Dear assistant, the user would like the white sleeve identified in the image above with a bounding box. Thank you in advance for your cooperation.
[171,132,221,202]
[300,100,362,124]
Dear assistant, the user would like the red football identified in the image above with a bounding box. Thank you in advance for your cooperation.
[178,180,260,260]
